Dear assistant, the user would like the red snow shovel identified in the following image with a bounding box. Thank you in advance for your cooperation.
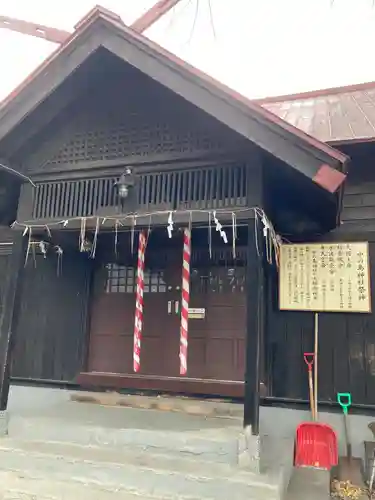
[294,422,338,469]
[293,353,338,470]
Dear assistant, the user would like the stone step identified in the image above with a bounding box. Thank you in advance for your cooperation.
[285,468,331,500]
[70,390,244,419]
[0,470,165,500]
[0,438,280,500]
[9,411,243,465]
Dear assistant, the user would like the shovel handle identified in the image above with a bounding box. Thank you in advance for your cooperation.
[304,352,315,370]
[337,392,352,414]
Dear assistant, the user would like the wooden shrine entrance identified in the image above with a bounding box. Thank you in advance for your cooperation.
[83,230,247,396]
[88,263,182,378]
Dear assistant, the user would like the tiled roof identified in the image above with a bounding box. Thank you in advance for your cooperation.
[256,83,375,144]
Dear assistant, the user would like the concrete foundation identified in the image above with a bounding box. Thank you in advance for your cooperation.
[0,410,8,437]
[1,385,372,498]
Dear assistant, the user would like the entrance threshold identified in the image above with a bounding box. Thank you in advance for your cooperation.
[77,372,244,398]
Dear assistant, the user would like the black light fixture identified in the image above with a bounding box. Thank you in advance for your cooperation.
[114,167,135,200]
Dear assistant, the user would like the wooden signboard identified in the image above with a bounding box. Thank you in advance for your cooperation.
[279,242,371,313]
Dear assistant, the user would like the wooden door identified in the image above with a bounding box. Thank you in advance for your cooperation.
[140,262,181,376]
[88,259,182,377]
[188,265,246,381]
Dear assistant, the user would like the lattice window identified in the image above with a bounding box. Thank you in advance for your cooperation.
[43,119,230,168]
[191,267,246,294]
[105,264,166,294]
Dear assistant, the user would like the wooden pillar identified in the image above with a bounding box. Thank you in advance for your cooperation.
[0,232,26,414]
[244,220,266,434]
[243,151,266,435]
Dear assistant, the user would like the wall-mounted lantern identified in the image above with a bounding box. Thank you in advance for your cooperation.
[114,168,136,201]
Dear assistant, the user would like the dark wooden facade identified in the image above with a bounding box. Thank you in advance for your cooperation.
[6,139,375,408]
[265,142,375,407]
[0,11,351,436]
[5,51,267,400]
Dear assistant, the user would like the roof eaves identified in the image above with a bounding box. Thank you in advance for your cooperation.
[103,15,348,168]
[0,8,348,193]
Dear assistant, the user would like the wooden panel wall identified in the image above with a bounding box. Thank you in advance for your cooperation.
[266,241,375,405]
[339,144,375,227]
[342,182,375,223]
[11,252,92,381]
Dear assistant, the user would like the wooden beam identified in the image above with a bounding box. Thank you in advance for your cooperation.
[131,0,182,32]
[13,208,256,233]
[0,1,183,44]
[0,15,69,43]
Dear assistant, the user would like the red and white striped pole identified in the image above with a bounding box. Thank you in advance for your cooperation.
[133,231,147,373]
[180,228,191,375]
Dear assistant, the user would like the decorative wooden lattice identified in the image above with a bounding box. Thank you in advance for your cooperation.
[43,123,230,168]
[31,164,248,220]
[24,78,245,173]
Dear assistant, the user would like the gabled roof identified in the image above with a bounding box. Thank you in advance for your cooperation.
[0,6,348,194]
[256,81,375,145]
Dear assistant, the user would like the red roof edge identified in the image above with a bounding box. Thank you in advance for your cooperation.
[254,80,375,104]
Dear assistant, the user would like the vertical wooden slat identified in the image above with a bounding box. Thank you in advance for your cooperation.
[60,182,67,218]
[213,168,219,209]
[239,165,244,203]
[150,174,157,206]
[138,175,144,206]
[209,168,215,209]
[154,174,161,206]
[166,172,172,206]
[144,175,150,208]
[33,185,42,219]
[39,183,46,219]
[76,180,83,216]
[92,178,99,215]
[187,170,193,208]
[82,179,90,216]
[47,183,54,219]
[228,164,233,206]
[67,182,75,217]
[54,182,62,219]
[197,169,203,209]
[42,184,50,219]
[176,171,182,208]
[232,166,238,203]
[97,178,105,209]
[219,166,225,208]
[170,172,176,208]
[203,168,209,208]
[72,180,80,217]
[44,183,51,219]
[103,178,110,207]
[160,172,166,207]
[239,165,247,204]
[192,170,199,208]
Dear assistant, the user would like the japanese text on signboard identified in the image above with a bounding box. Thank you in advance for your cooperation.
[279,242,371,313]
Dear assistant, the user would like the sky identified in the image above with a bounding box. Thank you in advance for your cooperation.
[2,0,375,102]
